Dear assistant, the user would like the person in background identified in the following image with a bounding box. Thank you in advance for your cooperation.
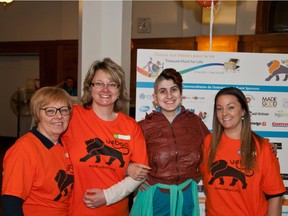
[2,87,74,216]
[61,57,149,216]
[57,76,77,96]
[130,68,210,216]
[200,87,285,216]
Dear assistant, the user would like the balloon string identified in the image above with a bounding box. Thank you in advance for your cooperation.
[210,0,214,51]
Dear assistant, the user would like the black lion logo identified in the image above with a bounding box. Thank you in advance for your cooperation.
[208,160,253,189]
[80,138,128,167]
[54,169,74,201]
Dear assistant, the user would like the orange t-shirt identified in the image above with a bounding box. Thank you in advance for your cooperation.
[2,129,73,216]
[200,133,285,216]
[62,105,148,216]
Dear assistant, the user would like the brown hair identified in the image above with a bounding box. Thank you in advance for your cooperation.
[208,87,263,172]
[154,68,183,94]
[81,58,130,112]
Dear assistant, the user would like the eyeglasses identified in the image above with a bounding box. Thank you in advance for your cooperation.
[91,81,119,90]
[40,106,71,117]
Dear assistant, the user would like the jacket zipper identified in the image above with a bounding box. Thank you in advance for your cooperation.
[171,118,179,185]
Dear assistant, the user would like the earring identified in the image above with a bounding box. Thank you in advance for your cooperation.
[153,101,158,108]
[241,116,244,120]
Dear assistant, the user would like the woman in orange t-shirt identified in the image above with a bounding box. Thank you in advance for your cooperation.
[62,58,149,216]
[200,87,285,216]
[2,87,74,216]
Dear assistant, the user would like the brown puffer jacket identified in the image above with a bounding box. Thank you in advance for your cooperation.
[138,106,210,185]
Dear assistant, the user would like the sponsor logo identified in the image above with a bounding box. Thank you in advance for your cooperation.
[187,109,195,113]
[138,93,153,100]
[249,111,269,116]
[272,122,288,127]
[281,173,288,180]
[139,93,145,100]
[198,111,208,120]
[251,122,266,126]
[139,105,150,112]
[271,142,282,150]
[265,59,288,82]
[275,110,288,118]
[191,96,205,100]
[246,95,255,104]
[262,97,277,108]
[182,95,205,103]
[197,185,204,193]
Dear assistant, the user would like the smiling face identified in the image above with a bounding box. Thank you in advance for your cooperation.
[153,79,182,117]
[216,94,244,137]
[90,69,120,109]
[37,101,71,143]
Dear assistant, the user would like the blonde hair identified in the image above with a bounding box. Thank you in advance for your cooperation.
[81,58,130,112]
[30,87,73,124]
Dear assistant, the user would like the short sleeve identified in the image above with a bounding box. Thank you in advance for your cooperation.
[2,142,35,200]
[260,139,285,196]
[129,120,148,166]
[200,134,212,175]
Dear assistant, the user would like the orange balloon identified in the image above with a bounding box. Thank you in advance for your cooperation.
[196,0,219,8]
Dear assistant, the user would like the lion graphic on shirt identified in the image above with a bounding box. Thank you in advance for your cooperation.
[54,169,74,201]
[208,160,254,189]
[80,138,129,167]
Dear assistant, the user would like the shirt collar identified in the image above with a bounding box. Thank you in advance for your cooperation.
[31,127,62,149]
[156,105,181,116]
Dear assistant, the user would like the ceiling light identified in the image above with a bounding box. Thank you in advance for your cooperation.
[0,0,13,6]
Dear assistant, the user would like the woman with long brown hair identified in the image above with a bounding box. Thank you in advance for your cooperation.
[201,87,285,216]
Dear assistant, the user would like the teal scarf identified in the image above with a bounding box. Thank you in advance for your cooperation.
[130,179,200,216]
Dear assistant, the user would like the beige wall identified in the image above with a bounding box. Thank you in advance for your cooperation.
[0,1,78,41]
[0,0,258,137]
[0,1,257,42]
[0,1,78,137]
[131,1,257,38]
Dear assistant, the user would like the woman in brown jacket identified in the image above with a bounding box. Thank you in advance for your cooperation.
[131,68,210,216]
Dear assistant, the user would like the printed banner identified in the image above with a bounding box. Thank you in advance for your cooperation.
[135,49,288,215]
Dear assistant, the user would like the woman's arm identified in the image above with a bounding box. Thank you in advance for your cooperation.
[83,163,150,208]
[267,196,282,216]
[83,176,144,208]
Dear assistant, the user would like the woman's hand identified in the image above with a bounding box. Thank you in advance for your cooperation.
[138,180,150,191]
[83,188,107,208]
[127,163,151,181]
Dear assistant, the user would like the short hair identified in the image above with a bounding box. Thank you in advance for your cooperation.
[154,68,183,94]
[30,87,73,124]
[81,58,130,112]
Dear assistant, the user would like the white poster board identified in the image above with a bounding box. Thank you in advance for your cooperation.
[135,49,288,215]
